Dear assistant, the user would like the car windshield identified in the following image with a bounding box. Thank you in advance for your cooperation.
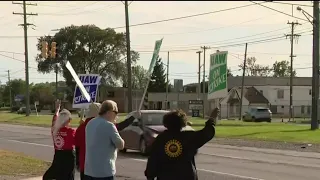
[142,113,166,126]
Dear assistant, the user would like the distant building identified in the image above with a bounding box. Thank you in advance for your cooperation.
[148,76,318,118]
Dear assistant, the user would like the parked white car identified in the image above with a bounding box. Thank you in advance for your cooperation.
[242,107,272,122]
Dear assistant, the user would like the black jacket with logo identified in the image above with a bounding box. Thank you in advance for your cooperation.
[144,121,215,180]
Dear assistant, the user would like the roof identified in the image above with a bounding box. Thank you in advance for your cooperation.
[184,76,315,90]
[228,86,269,104]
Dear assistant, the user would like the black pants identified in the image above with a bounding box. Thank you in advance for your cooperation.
[84,175,114,180]
[43,150,75,180]
[80,171,85,180]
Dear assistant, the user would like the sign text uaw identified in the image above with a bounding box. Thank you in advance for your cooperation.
[72,74,102,109]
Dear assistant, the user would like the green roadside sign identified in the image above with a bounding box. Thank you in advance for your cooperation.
[208,51,228,100]
[147,38,163,75]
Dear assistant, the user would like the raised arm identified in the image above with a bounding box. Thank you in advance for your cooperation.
[190,108,219,149]
[116,111,141,131]
[51,100,61,128]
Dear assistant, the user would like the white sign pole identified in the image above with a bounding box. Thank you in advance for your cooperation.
[65,61,91,102]
[138,38,163,111]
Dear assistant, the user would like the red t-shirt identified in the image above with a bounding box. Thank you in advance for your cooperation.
[75,117,94,172]
[75,117,121,172]
[51,113,75,150]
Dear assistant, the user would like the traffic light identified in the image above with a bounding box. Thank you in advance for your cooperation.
[41,41,48,59]
[51,42,57,59]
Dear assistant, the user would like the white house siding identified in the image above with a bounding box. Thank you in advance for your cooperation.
[254,86,312,117]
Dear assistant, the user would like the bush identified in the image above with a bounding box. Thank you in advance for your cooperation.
[11,107,20,112]
[0,107,11,112]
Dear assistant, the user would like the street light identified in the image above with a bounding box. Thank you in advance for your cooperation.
[297,6,313,25]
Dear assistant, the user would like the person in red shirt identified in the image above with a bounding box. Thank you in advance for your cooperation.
[75,103,141,180]
[43,100,76,180]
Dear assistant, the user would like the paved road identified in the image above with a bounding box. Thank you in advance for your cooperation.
[0,124,320,180]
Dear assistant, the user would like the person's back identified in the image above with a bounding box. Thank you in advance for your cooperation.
[85,117,118,177]
[145,109,218,180]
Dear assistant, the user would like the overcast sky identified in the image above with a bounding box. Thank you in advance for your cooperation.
[0,1,314,86]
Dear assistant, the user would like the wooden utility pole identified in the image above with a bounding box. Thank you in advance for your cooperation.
[285,21,301,121]
[13,1,37,116]
[201,46,210,118]
[239,43,248,120]
[125,1,132,112]
[196,51,202,100]
[7,70,12,109]
[165,51,169,109]
[311,1,319,130]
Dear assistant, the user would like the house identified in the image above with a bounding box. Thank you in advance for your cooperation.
[219,86,270,119]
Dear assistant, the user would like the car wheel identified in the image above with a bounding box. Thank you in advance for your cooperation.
[139,138,147,155]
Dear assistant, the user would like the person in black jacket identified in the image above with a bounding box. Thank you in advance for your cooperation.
[144,108,218,180]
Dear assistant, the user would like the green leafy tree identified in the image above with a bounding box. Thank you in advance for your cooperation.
[35,25,139,101]
[272,60,296,77]
[148,57,167,92]
[30,83,55,106]
[3,79,28,105]
[238,57,271,76]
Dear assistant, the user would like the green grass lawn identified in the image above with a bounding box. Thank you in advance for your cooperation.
[1,112,319,144]
[0,111,127,127]
[190,119,320,144]
[0,149,50,177]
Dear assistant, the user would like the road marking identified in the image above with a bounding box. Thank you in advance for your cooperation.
[0,137,53,148]
[1,138,265,180]
[130,158,264,180]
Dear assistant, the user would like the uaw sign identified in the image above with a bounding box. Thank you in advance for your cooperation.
[72,74,102,109]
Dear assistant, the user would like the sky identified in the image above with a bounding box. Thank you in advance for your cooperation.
[0,1,315,87]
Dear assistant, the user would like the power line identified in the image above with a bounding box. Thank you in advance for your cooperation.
[112,1,268,29]
[132,13,278,36]
[249,1,309,22]
[132,23,310,48]
[136,31,311,53]
[270,1,313,8]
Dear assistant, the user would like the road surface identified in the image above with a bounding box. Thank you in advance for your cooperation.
[0,124,319,180]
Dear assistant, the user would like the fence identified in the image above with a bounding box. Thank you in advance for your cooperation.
[219,104,312,120]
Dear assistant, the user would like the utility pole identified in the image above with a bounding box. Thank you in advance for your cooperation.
[239,43,248,120]
[201,46,210,118]
[124,1,132,112]
[165,51,169,109]
[7,70,12,109]
[196,51,202,100]
[13,1,38,116]
[311,1,319,130]
[285,21,301,121]
[55,65,58,100]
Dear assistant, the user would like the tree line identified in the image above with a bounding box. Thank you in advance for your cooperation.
[228,57,295,77]
[0,24,169,107]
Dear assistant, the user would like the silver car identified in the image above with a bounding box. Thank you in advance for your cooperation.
[119,110,194,155]
[242,107,272,122]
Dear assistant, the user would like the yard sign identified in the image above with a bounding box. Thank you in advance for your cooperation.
[72,74,102,109]
[208,51,228,100]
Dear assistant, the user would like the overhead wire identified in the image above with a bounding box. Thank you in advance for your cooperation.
[112,1,269,29]
[249,1,309,22]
